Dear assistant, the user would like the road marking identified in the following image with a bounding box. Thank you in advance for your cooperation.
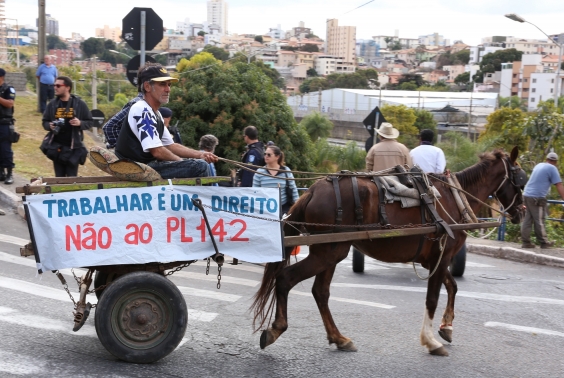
[0,306,96,337]
[177,286,241,302]
[466,262,495,268]
[172,271,260,287]
[0,350,45,376]
[0,234,28,246]
[0,276,218,322]
[291,290,395,309]
[331,283,564,305]
[0,251,87,278]
[485,322,564,337]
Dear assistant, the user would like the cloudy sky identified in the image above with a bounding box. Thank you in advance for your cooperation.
[6,0,564,45]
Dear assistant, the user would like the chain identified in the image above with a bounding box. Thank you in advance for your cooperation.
[54,271,77,307]
[71,268,81,287]
[217,265,222,289]
[205,258,210,275]
[165,261,196,277]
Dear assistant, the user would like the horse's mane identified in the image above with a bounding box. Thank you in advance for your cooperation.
[430,149,506,188]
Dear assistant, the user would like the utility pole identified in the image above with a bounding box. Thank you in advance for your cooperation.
[467,91,473,140]
[140,11,146,67]
[37,0,46,112]
[317,88,322,112]
[91,55,97,109]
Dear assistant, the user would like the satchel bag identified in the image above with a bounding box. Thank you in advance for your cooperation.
[9,125,20,143]
[40,131,62,162]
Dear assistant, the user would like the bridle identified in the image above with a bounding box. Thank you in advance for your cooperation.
[492,156,526,213]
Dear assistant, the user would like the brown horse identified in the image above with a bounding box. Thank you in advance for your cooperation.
[252,147,525,356]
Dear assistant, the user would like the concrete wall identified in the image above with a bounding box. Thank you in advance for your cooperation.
[5,73,27,92]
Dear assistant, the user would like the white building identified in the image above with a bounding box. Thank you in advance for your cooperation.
[267,24,284,40]
[528,72,564,110]
[315,55,355,76]
[326,19,356,64]
[207,0,228,35]
[373,34,419,50]
[418,33,450,47]
[468,46,503,64]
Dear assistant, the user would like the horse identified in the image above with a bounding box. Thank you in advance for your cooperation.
[251,147,525,356]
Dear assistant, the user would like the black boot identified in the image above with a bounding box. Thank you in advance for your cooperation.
[0,168,5,181]
[4,169,13,185]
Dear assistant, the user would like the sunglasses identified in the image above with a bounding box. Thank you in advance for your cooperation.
[265,153,276,157]
[54,84,66,88]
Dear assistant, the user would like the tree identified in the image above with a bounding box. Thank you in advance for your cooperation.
[380,104,419,148]
[523,100,564,165]
[299,77,329,93]
[169,55,314,174]
[47,35,67,50]
[438,131,498,172]
[197,31,207,37]
[104,39,116,50]
[281,46,298,52]
[305,33,319,39]
[454,72,470,85]
[306,68,318,77]
[398,82,418,91]
[299,112,334,142]
[253,60,285,88]
[177,52,220,72]
[254,35,264,43]
[452,50,470,65]
[81,37,105,58]
[480,107,527,153]
[300,44,319,52]
[325,72,371,90]
[397,73,425,87]
[389,41,402,50]
[473,48,523,83]
[357,68,379,82]
[413,109,438,137]
[112,93,128,108]
[203,45,230,61]
[499,96,526,110]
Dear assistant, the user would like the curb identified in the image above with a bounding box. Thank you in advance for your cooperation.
[467,244,564,269]
[0,184,21,210]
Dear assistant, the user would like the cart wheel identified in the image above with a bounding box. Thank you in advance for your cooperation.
[352,247,365,273]
[94,271,187,363]
[93,270,119,300]
[449,244,467,277]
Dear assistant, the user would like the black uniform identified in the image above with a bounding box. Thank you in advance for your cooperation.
[0,82,16,183]
[240,141,265,187]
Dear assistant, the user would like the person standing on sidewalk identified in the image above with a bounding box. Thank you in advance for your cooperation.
[36,55,58,113]
[521,152,564,249]
[0,68,16,185]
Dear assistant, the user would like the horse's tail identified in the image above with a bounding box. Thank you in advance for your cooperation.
[250,190,313,332]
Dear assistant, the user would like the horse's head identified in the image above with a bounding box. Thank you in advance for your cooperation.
[491,146,526,224]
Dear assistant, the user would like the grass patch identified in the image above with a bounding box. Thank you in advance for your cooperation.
[13,94,109,179]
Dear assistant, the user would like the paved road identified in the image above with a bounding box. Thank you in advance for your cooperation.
[1,209,564,377]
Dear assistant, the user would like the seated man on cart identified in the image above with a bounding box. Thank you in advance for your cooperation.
[115,63,217,179]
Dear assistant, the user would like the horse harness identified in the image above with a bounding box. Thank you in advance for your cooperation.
[492,157,527,213]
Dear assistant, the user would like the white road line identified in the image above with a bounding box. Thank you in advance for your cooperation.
[291,290,395,309]
[0,306,96,337]
[0,276,218,322]
[191,260,265,274]
[331,283,564,305]
[0,234,28,246]
[466,262,495,268]
[0,251,87,278]
[177,286,241,302]
[172,271,260,287]
[0,350,46,376]
[485,322,564,337]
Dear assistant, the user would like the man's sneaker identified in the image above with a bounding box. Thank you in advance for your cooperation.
[541,241,555,249]
[521,243,536,249]
[0,169,5,181]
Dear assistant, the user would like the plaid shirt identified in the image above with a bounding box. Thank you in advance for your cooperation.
[103,93,143,148]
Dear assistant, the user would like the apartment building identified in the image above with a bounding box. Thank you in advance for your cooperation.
[373,35,419,50]
[315,55,355,76]
[37,14,58,36]
[442,65,466,83]
[95,25,122,43]
[325,19,356,66]
[469,46,503,64]
[418,33,450,47]
[528,72,564,109]
[207,0,228,34]
[49,49,74,66]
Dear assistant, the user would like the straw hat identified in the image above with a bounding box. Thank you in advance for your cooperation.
[376,122,400,139]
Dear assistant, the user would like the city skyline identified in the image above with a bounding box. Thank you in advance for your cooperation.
[6,0,564,45]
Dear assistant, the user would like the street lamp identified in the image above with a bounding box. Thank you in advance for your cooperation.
[505,13,562,106]
[109,49,132,58]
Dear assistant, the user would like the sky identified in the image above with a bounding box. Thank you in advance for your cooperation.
[6,0,564,46]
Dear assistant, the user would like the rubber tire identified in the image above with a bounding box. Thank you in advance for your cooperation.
[449,243,467,277]
[352,247,365,273]
[93,270,118,300]
[94,271,187,363]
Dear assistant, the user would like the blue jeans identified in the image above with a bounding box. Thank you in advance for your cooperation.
[39,83,55,113]
[148,158,210,179]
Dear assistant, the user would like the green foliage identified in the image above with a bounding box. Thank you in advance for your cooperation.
[177,52,220,72]
[252,61,285,88]
[473,48,523,83]
[438,131,498,171]
[436,50,470,68]
[47,35,67,50]
[454,72,470,85]
[389,41,402,50]
[306,68,318,77]
[197,31,207,37]
[310,139,366,173]
[22,67,36,91]
[300,44,319,52]
[112,93,128,108]
[299,112,334,142]
[80,37,105,58]
[480,107,528,152]
[398,82,418,91]
[413,109,438,141]
[380,104,419,148]
[299,77,329,93]
[204,45,230,61]
[522,100,564,168]
[299,69,379,93]
[169,61,314,175]
[333,141,367,171]
[398,74,425,87]
[254,35,263,43]
[499,96,526,110]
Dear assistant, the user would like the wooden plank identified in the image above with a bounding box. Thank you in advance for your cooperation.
[33,176,124,184]
[16,177,233,194]
[283,221,501,247]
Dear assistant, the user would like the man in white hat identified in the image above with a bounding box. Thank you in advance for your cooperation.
[521,152,564,249]
[365,122,412,172]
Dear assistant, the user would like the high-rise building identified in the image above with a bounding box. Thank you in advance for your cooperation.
[325,19,356,66]
[207,0,228,35]
[95,25,122,43]
[37,14,59,36]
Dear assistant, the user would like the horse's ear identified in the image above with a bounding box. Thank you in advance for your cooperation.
[510,146,519,163]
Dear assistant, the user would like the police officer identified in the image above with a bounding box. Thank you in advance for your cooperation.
[0,68,16,185]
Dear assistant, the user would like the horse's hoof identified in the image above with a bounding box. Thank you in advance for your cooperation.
[260,329,275,349]
[429,346,449,356]
[438,328,452,343]
[337,340,358,352]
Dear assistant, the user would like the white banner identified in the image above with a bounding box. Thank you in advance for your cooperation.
[25,185,284,271]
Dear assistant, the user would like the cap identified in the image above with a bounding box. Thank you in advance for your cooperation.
[267,141,275,146]
[547,152,558,161]
[0,68,6,77]
[159,107,172,118]
[138,65,178,87]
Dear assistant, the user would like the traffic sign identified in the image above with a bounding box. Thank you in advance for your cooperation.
[122,7,163,51]
[126,55,157,86]
[90,109,106,127]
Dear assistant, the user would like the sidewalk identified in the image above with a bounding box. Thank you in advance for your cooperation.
[2,178,564,269]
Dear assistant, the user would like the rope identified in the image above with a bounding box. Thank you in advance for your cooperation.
[412,233,448,281]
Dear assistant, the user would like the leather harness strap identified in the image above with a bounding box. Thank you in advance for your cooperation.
[372,177,390,226]
[331,177,343,225]
[351,176,364,227]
